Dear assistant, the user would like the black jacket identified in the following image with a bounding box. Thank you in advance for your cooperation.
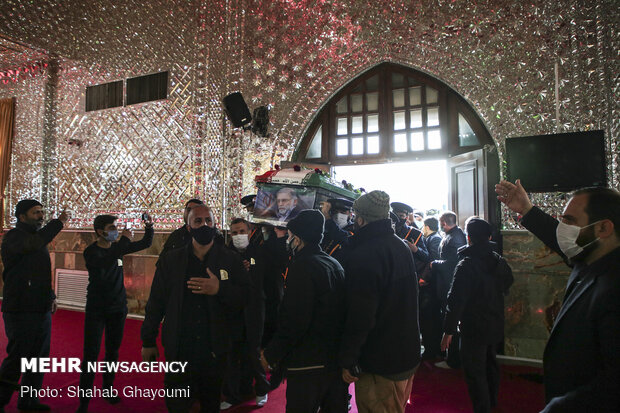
[522,207,620,412]
[141,242,250,360]
[431,226,467,303]
[83,226,153,313]
[339,219,421,376]
[321,218,353,265]
[261,235,288,305]
[425,232,442,261]
[443,242,513,344]
[228,241,266,348]
[159,225,192,259]
[395,221,430,270]
[264,244,345,372]
[1,220,63,313]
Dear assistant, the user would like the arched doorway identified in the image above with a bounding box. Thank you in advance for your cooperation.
[292,62,500,234]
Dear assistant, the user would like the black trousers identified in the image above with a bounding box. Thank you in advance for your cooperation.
[222,340,270,403]
[0,312,51,408]
[164,354,226,413]
[419,286,442,358]
[285,369,348,413]
[459,337,500,413]
[78,310,127,402]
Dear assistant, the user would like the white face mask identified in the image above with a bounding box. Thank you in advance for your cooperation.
[334,213,349,229]
[232,234,250,250]
[414,220,424,229]
[556,221,600,258]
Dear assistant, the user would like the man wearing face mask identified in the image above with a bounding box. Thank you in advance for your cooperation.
[261,210,348,412]
[340,191,420,413]
[0,200,68,412]
[159,199,204,259]
[320,198,354,264]
[496,180,620,413]
[412,210,425,230]
[77,214,154,413]
[141,205,250,413]
[221,218,269,409]
[391,202,430,280]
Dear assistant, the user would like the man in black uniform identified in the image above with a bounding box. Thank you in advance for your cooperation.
[261,210,348,412]
[441,218,513,413]
[77,214,154,413]
[320,198,354,264]
[0,200,68,412]
[419,216,443,360]
[141,204,250,413]
[391,202,429,276]
[430,211,467,368]
[496,180,620,412]
[159,199,203,258]
[221,218,269,409]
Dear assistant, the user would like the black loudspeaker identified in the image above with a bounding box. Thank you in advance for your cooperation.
[223,92,252,128]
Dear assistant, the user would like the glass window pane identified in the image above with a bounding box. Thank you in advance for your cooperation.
[459,113,480,146]
[337,117,348,135]
[410,109,423,128]
[367,114,379,132]
[306,127,322,158]
[428,107,439,126]
[351,94,363,112]
[367,135,380,154]
[366,75,379,91]
[352,138,364,155]
[393,89,405,108]
[352,83,363,93]
[393,111,406,130]
[367,92,379,111]
[426,86,438,104]
[394,133,408,153]
[392,73,404,88]
[411,132,424,151]
[409,86,421,106]
[428,129,441,149]
[336,97,347,114]
[352,116,363,134]
[336,139,348,156]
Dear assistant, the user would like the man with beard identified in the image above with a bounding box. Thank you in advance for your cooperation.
[141,204,250,413]
[320,198,354,264]
[0,200,68,411]
[274,187,303,222]
[391,202,429,276]
[159,199,204,258]
[496,180,620,412]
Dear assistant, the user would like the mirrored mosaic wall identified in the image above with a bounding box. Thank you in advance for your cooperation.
[0,0,618,229]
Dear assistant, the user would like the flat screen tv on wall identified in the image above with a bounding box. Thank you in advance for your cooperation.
[505,130,607,193]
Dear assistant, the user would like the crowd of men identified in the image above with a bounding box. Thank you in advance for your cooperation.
[0,181,618,413]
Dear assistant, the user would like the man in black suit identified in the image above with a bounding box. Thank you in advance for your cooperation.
[496,180,620,412]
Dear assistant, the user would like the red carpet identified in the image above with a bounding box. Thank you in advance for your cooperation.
[0,308,545,412]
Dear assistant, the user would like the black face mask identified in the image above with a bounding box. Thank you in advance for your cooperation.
[191,225,216,245]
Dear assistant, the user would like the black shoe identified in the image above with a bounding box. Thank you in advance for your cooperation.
[104,395,121,405]
[17,401,51,411]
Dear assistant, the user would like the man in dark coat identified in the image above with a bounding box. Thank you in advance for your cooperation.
[496,180,620,413]
[76,214,154,412]
[221,218,269,409]
[141,204,250,413]
[340,191,421,413]
[320,198,354,264]
[418,216,443,359]
[391,202,430,273]
[430,211,467,368]
[158,199,203,259]
[441,218,514,413]
[0,200,68,411]
[261,209,348,412]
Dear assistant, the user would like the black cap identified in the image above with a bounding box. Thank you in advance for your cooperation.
[466,217,492,238]
[15,199,43,218]
[390,202,413,214]
[241,194,256,207]
[327,198,353,211]
[287,209,324,245]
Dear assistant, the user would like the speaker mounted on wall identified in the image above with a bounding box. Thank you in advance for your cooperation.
[222,92,252,128]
